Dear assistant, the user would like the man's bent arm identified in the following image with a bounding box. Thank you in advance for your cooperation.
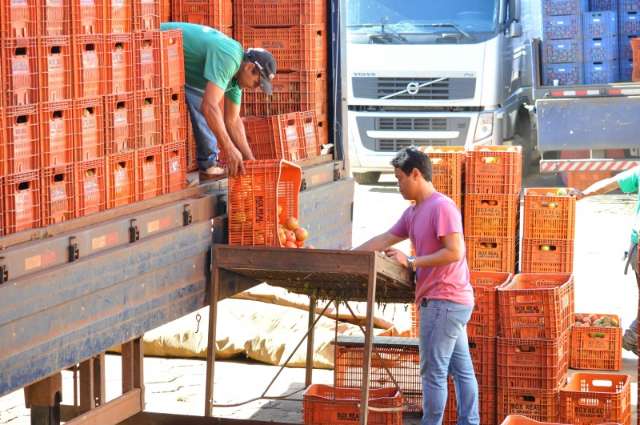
[201,82,235,152]
[224,98,255,160]
[415,233,465,268]
[356,232,405,252]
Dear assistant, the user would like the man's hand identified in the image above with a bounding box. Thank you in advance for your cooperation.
[384,248,409,268]
[569,188,585,200]
[224,145,245,177]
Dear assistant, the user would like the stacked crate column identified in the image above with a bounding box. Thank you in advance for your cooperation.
[105,0,132,33]
[163,142,187,194]
[4,171,41,233]
[40,101,74,167]
[6,105,39,174]
[39,0,71,37]
[74,97,105,162]
[72,35,104,99]
[137,146,164,200]
[135,31,161,92]
[105,93,136,153]
[75,159,106,217]
[4,38,39,107]
[71,0,102,36]
[134,0,160,32]
[107,152,136,208]
[136,90,162,148]
[162,88,187,146]
[42,164,75,225]
[104,33,135,95]
[38,36,74,103]
[1,0,38,39]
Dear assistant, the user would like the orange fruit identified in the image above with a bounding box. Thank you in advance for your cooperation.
[285,216,299,231]
[285,241,297,248]
[294,227,308,241]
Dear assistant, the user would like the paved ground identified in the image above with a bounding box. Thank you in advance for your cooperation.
[1,172,638,424]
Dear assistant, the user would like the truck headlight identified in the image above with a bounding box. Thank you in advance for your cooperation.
[474,112,494,142]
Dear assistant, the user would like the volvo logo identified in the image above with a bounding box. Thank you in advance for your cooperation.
[406,82,420,95]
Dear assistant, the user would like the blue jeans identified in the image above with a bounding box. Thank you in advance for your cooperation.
[419,299,479,425]
[184,85,219,170]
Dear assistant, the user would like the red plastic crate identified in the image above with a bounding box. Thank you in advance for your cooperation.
[297,111,321,159]
[137,146,164,200]
[162,88,187,145]
[104,33,135,95]
[317,115,329,149]
[72,35,104,99]
[498,273,574,339]
[419,146,465,210]
[228,160,302,247]
[468,271,512,338]
[71,0,102,35]
[497,331,569,390]
[38,36,73,103]
[186,117,198,172]
[1,0,37,38]
[134,0,160,31]
[161,0,170,22]
[42,165,75,225]
[524,188,576,240]
[464,194,520,238]
[75,159,106,217]
[234,0,326,27]
[500,416,569,425]
[172,0,232,29]
[465,236,517,273]
[242,70,327,118]
[466,146,522,195]
[104,93,136,153]
[521,238,574,274]
[39,0,71,36]
[135,31,161,91]
[104,0,132,33]
[571,314,622,371]
[6,105,39,174]
[4,38,38,107]
[498,388,560,423]
[74,97,105,162]
[444,382,497,425]
[160,30,185,90]
[4,171,41,234]
[303,385,402,425]
[163,142,186,194]
[469,336,497,389]
[136,90,162,148]
[560,373,631,425]
[40,101,74,167]
[107,152,136,208]
[244,113,307,162]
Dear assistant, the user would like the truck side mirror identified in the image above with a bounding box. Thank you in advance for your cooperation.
[509,21,523,38]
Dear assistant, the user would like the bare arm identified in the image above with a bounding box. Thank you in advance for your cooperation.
[224,97,254,160]
[201,82,244,176]
[577,176,619,199]
[385,233,465,269]
[355,231,405,252]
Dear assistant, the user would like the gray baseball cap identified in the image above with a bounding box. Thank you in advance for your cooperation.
[246,48,277,95]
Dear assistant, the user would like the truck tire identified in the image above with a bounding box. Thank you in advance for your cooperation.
[353,172,381,185]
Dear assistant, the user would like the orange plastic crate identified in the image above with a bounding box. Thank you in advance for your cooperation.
[4,171,41,234]
[419,146,465,210]
[632,38,640,82]
[107,152,136,208]
[444,382,497,425]
[186,117,198,172]
[133,0,160,31]
[468,271,512,338]
[6,105,39,174]
[38,36,73,103]
[71,0,102,35]
[42,165,75,225]
[298,111,321,159]
[521,238,574,274]
[1,0,37,38]
[464,194,520,238]
[75,159,106,217]
[137,146,164,200]
[228,160,302,247]
[571,314,622,371]
[466,146,522,195]
[135,31,161,92]
[498,388,560,423]
[237,25,325,71]
[136,90,162,148]
[524,188,576,240]
[501,415,569,424]
[0,177,3,235]
[38,0,71,36]
[498,273,574,339]
[234,0,326,26]
[172,0,232,29]
[560,373,631,425]
[104,93,136,153]
[497,331,570,390]
[74,97,105,162]
[465,236,517,273]
[163,142,186,194]
[244,113,307,162]
[40,101,74,167]
[72,35,104,99]
[104,33,135,95]
[160,30,185,90]
[104,0,132,33]
[162,88,187,145]
[4,38,38,107]
[303,384,402,425]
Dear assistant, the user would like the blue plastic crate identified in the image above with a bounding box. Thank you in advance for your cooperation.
[619,34,639,59]
[584,60,620,83]
[543,63,584,85]
[543,0,588,15]
[544,39,584,63]
[620,58,634,80]
[590,0,618,11]
[619,11,640,36]
[544,15,582,39]
[620,0,640,12]
[583,11,618,38]
[584,36,618,61]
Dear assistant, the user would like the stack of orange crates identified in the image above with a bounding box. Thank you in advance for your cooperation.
[560,373,631,424]
[496,273,575,422]
[235,0,329,148]
[171,0,232,36]
[419,146,465,211]
[521,188,575,273]
[464,146,522,273]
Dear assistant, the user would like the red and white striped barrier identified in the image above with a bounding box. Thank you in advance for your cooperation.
[540,159,640,173]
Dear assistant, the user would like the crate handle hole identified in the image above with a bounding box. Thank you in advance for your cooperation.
[18,182,31,191]
[16,115,29,124]
[51,46,61,54]
[53,110,63,119]
[86,168,96,177]
[86,44,96,51]
[145,156,155,163]
[54,173,65,182]
[521,395,535,402]
[171,93,179,101]
[116,101,126,109]
[15,47,27,56]
[85,107,95,115]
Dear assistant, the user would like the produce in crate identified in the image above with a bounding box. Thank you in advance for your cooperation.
[574,313,619,327]
[277,205,309,248]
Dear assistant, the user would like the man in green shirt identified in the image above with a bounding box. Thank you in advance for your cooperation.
[160,22,277,178]
[576,165,640,353]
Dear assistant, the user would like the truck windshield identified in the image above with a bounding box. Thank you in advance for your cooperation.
[347,0,501,44]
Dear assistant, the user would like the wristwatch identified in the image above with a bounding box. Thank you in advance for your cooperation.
[407,256,417,272]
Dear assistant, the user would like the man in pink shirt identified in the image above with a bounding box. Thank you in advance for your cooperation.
[357,147,479,425]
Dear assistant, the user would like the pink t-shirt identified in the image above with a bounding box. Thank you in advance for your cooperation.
[389,192,474,306]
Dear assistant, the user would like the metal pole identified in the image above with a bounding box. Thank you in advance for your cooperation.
[305,294,317,387]
[359,254,378,425]
[205,247,221,417]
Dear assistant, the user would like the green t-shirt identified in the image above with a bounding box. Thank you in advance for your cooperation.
[616,166,640,245]
[160,22,243,105]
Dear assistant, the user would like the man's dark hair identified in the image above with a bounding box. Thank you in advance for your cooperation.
[391,147,432,182]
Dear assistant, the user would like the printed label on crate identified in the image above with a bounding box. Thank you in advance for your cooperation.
[12,57,29,74]
[46,0,63,6]
[11,0,27,5]
[47,56,62,70]
[13,123,31,141]
[113,0,125,5]
[141,106,155,122]
[141,0,154,4]
[114,168,129,196]
[84,179,99,198]
[140,50,153,64]
[82,113,97,131]
[169,156,180,173]
[114,109,128,126]
[51,184,67,203]
[15,192,31,215]
[83,51,99,69]
[112,49,125,67]
[80,0,95,5]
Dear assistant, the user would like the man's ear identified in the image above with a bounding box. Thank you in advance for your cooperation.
[411,168,421,179]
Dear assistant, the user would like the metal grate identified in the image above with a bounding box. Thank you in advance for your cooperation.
[377,139,449,151]
[377,117,447,131]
